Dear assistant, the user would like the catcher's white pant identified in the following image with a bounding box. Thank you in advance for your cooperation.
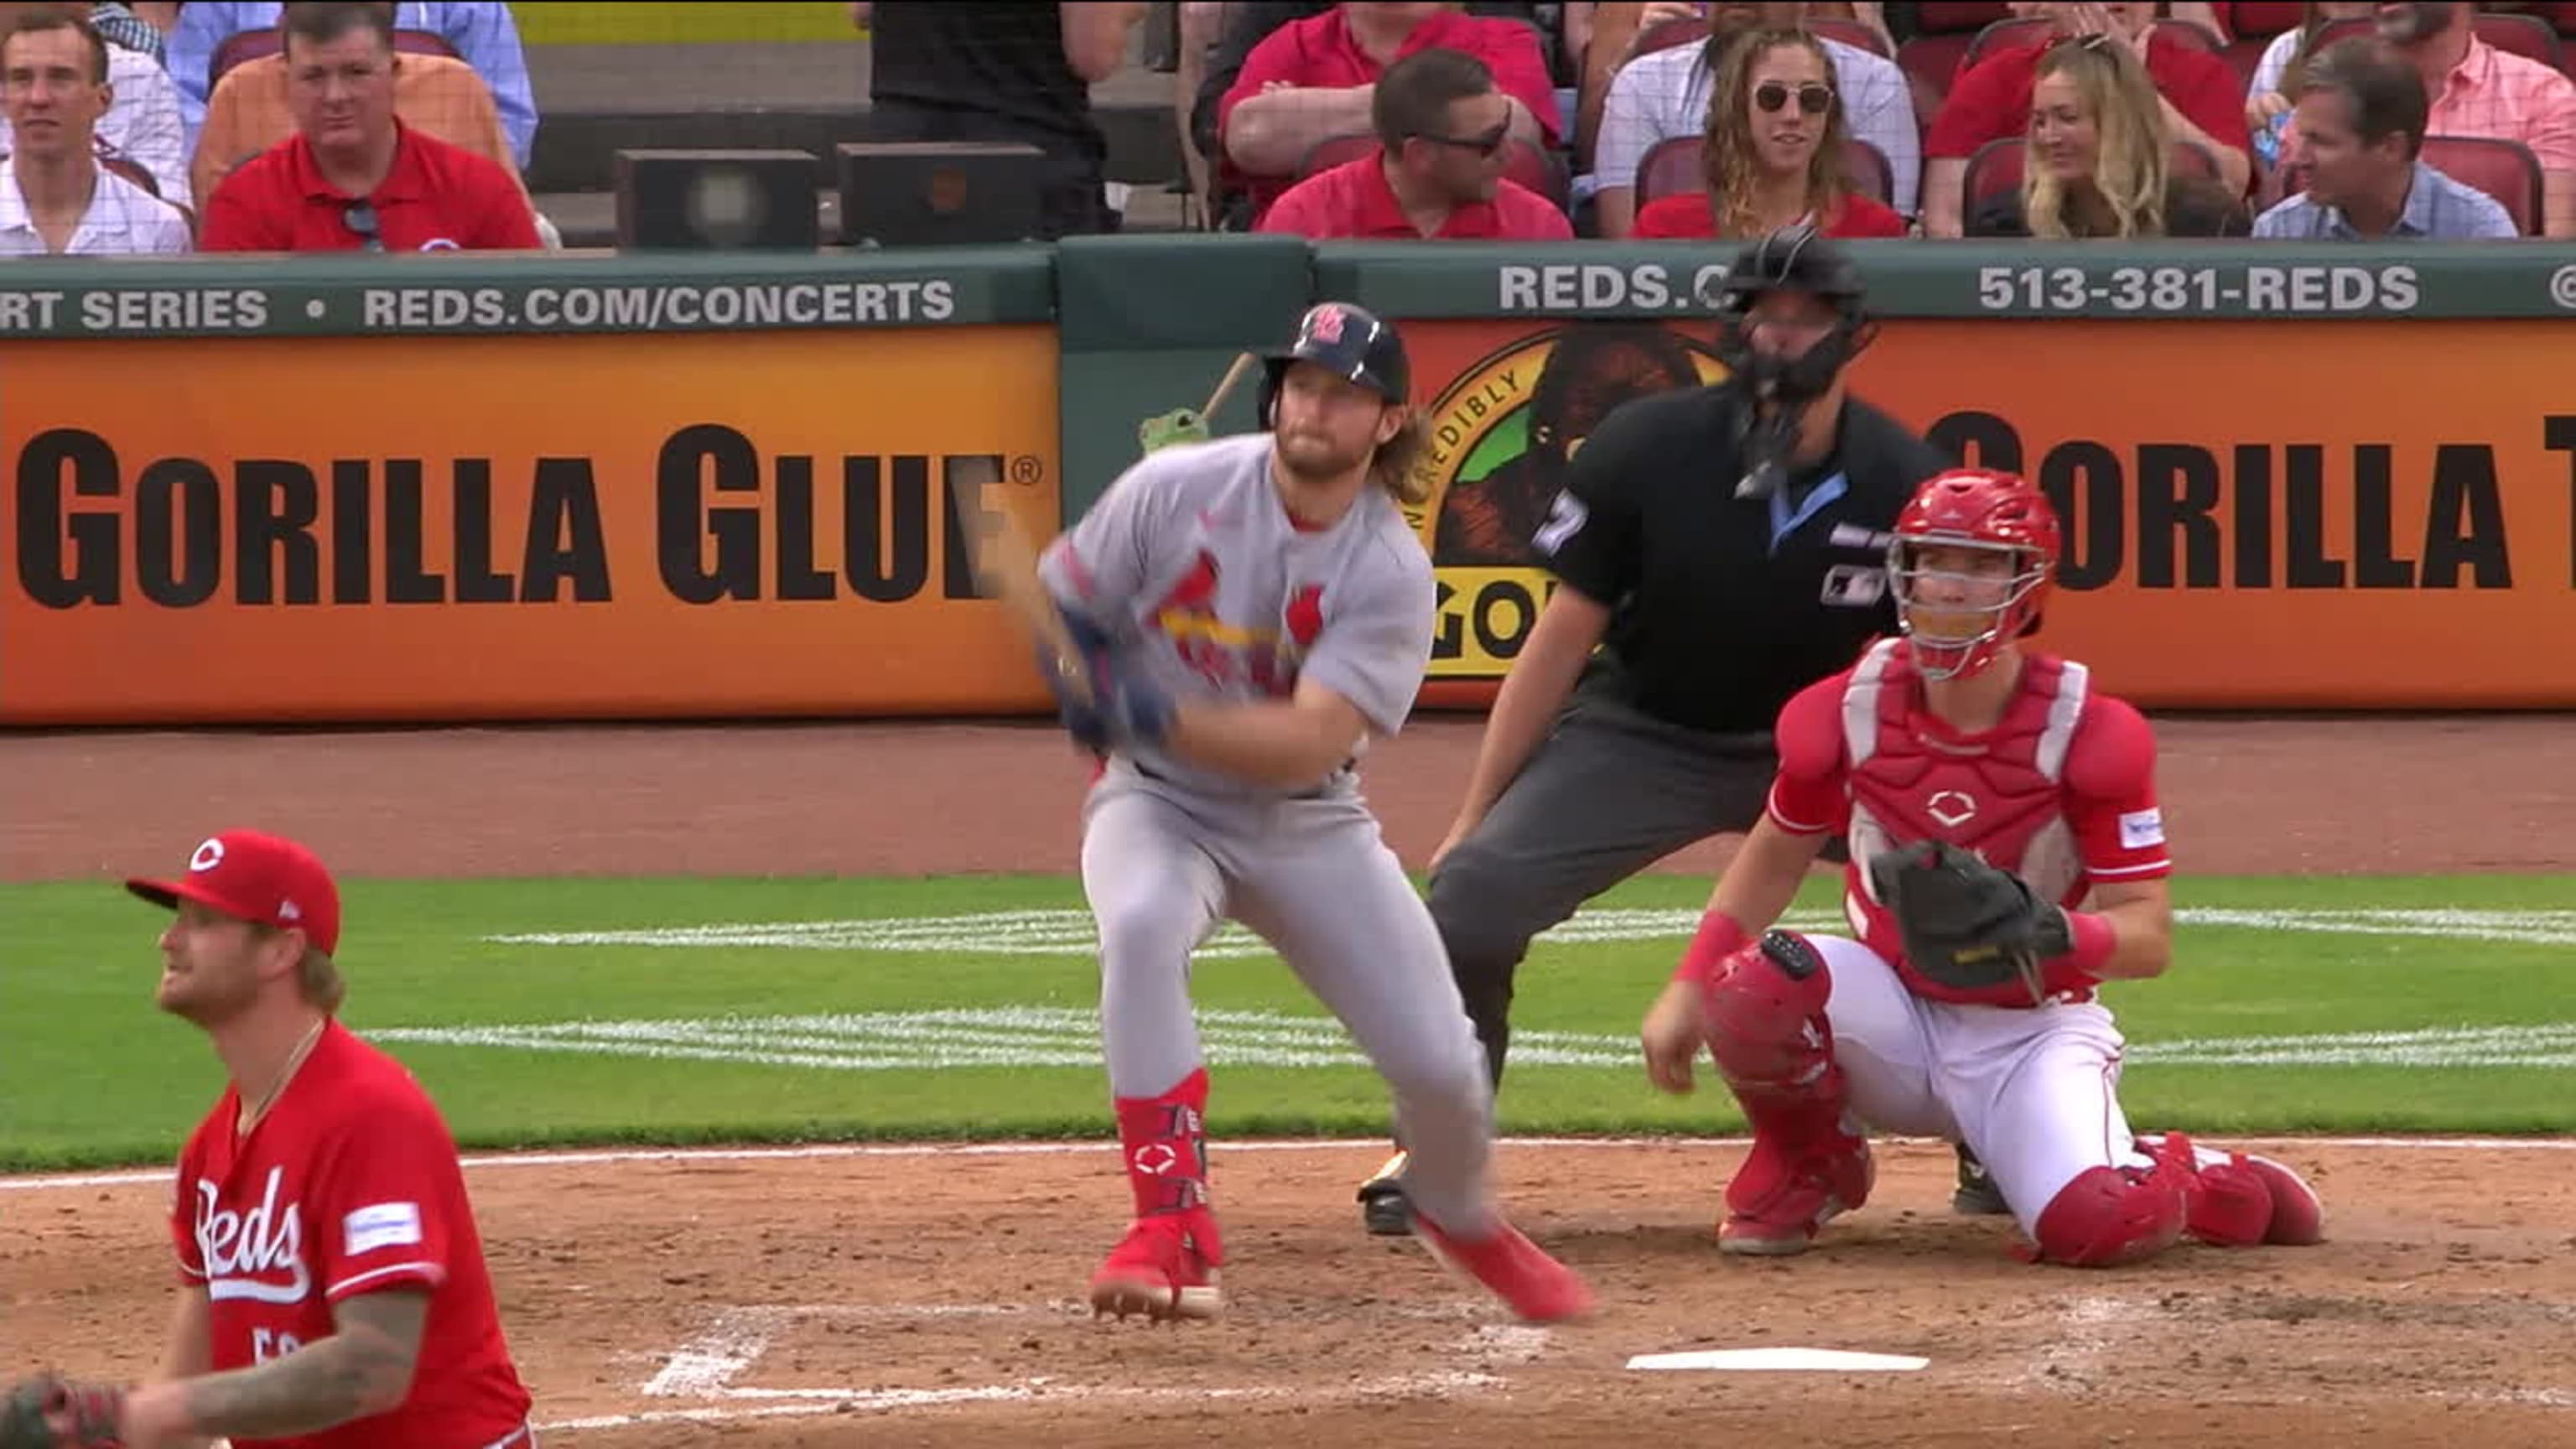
[1808,933,2159,1238]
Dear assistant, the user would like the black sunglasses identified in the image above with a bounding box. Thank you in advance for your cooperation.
[1413,120,1510,157]
[341,199,384,253]
[1755,81,1836,117]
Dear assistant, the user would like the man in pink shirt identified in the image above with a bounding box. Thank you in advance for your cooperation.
[1259,46,1572,240]
[1221,3,1563,226]
[2364,1,2576,236]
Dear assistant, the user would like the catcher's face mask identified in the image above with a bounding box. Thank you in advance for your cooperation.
[1888,538,2049,681]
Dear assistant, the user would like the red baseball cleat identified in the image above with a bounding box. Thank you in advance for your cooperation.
[1716,1130,1875,1256]
[1411,1213,1594,1323]
[1088,1212,1223,1322]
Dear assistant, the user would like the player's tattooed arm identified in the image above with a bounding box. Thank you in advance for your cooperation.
[122,1290,428,1443]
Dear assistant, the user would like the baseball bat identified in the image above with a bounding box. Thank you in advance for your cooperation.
[959,458,1093,708]
[1200,350,1259,423]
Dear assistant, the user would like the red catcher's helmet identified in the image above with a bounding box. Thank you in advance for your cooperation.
[1886,468,2061,681]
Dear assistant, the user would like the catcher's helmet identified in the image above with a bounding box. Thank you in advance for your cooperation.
[1709,221,1872,402]
[1887,469,2062,682]
[1258,301,1411,427]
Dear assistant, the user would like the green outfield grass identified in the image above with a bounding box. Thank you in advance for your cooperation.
[510,3,856,46]
[3,872,2569,1173]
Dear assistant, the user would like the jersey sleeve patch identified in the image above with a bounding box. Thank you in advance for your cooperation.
[345,1201,424,1258]
[2117,808,2165,851]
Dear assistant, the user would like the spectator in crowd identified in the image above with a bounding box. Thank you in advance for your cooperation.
[1969,34,2248,236]
[88,0,161,60]
[858,1,1146,240]
[1219,3,1563,227]
[199,2,536,252]
[167,0,536,169]
[2255,34,2517,239]
[1258,45,1574,236]
[192,8,531,237]
[1924,2,2250,237]
[2242,2,2371,147]
[1192,1,1571,226]
[0,5,189,252]
[1592,2,1917,233]
[0,0,184,204]
[2319,0,2576,237]
[1630,26,1906,237]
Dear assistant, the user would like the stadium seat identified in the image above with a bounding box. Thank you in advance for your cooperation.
[1914,3,2012,33]
[1964,134,2221,211]
[210,26,460,87]
[1635,134,1894,207]
[2222,3,2309,38]
[2418,135,2545,236]
[1897,33,1977,128]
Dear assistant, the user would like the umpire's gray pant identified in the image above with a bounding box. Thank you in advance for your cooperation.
[1426,676,1802,1090]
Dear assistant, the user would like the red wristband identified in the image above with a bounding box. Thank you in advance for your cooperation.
[1671,910,1750,986]
[2040,910,2118,997]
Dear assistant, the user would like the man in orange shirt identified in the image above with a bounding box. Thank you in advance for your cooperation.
[199,1,534,252]
[1259,47,1572,239]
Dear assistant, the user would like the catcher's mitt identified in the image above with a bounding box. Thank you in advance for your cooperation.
[1,1374,125,1449]
[1866,840,2075,1002]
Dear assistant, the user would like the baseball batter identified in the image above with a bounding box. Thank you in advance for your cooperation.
[1638,469,2329,1265]
[3,830,535,1449]
[1032,301,1590,1325]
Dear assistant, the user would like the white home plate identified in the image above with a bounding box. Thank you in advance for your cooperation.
[1628,1348,1930,1373]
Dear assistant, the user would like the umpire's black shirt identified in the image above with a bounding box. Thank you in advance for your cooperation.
[1537,383,1953,735]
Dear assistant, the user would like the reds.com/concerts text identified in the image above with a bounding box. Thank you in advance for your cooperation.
[364,278,958,330]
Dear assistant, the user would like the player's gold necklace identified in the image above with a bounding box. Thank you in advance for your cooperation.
[237,1018,326,1136]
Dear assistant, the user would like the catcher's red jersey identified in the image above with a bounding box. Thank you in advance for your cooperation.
[169,1020,531,1449]
[1766,638,2172,1006]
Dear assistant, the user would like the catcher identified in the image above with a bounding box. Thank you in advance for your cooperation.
[1637,467,2328,1265]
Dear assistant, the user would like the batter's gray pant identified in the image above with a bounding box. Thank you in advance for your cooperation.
[1429,677,1815,1091]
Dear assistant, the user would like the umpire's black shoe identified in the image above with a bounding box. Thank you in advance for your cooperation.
[1358,1149,1412,1237]
[1951,1142,2012,1217]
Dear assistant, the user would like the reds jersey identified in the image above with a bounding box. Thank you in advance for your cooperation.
[169,1021,531,1449]
[1766,638,2173,1007]
[1039,433,1436,797]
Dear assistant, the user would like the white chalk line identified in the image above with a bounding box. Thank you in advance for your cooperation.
[9,1133,2574,1194]
[486,906,2576,955]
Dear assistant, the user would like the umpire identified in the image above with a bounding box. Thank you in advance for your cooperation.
[1359,224,2002,1234]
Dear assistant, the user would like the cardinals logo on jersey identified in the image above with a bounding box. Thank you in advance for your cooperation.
[1148,552,1325,695]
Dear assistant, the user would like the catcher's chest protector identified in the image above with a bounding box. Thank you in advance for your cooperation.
[1842,641,2092,920]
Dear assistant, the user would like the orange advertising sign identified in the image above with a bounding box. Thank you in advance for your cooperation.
[2,329,1062,724]
[1394,317,2576,709]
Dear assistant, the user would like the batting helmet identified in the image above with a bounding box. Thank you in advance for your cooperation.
[1257,301,1411,428]
[1886,469,2062,683]
[1709,222,1872,403]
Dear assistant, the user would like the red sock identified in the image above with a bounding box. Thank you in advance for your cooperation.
[1113,1067,1214,1224]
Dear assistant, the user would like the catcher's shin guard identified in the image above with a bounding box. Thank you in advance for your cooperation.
[1702,932,1873,1253]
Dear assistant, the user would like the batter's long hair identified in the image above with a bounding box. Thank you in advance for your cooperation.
[1374,412,1433,507]
[1700,29,1851,241]
[2023,36,2171,240]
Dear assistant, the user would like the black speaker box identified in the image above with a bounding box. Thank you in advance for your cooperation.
[834,141,1046,247]
[614,148,820,252]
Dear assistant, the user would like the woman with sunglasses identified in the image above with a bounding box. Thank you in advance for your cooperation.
[1630,29,1906,241]
[1968,34,2248,238]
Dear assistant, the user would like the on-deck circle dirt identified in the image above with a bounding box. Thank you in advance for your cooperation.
[4,714,2571,1445]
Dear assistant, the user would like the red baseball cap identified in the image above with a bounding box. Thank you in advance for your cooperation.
[127,830,343,956]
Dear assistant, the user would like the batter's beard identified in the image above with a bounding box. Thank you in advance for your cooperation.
[1275,431,1371,485]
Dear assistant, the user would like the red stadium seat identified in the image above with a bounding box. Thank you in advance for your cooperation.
[1635,135,1895,207]
[1897,32,1977,128]
[2418,134,2545,236]
[2223,3,2309,39]
[1914,3,2012,33]
[210,26,460,87]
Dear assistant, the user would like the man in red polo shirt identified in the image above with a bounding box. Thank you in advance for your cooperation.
[1920,1,2251,237]
[200,1,537,252]
[1259,46,1571,240]
[1221,3,1562,226]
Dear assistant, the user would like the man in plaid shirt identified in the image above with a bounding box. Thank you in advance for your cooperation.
[2257,34,2517,240]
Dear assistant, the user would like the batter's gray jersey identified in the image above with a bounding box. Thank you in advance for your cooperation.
[1039,434,1436,797]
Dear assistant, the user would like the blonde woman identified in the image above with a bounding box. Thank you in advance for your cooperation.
[1971,35,2246,238]
[1633,28,1907,240]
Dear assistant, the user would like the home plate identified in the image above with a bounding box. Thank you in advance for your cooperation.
[1627,1348,1930,1373]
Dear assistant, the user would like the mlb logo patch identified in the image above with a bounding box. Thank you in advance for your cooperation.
[2119,808,2165,850]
